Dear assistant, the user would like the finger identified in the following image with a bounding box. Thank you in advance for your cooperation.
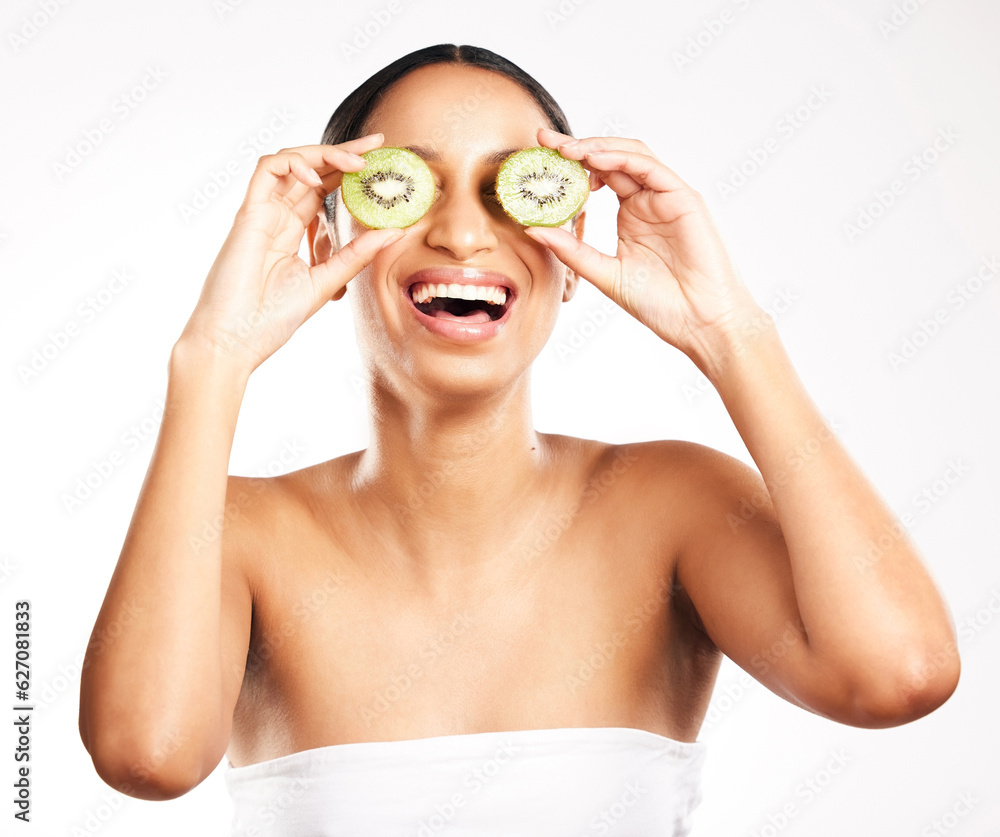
[537,126,576,147]
[309,227,405,304]
[538,127,658,160]
[284,169,346,228]
[245,142,378,207]
[266,135,384,172]
[595,169,643,198]
[581,149,686,196]
[245,152,324,206]
[285,132,394,227]
[538,129,674,196]
[523,226,621,301]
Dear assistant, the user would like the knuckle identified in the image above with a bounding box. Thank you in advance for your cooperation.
[685,187,707,206]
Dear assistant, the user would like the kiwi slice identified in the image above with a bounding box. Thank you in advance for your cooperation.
[496,146,589,227]
[340,147,434,229]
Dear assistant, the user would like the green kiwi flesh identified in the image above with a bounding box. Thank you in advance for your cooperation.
[340,147,434,229]
[496,146,589,227]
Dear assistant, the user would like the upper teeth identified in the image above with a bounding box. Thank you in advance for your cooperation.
[410,283,507,305]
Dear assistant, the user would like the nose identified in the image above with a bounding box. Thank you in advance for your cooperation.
[423,185,500,262]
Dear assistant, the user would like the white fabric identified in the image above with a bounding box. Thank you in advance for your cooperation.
[224,726,706,836]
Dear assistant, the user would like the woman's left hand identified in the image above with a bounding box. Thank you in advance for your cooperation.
[526,128,763,365]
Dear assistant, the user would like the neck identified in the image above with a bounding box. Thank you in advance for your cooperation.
[352,373,552,577]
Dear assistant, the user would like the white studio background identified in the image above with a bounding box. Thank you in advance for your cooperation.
[3,0,999,834]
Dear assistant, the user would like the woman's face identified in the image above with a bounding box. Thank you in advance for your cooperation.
[326,63,583,403]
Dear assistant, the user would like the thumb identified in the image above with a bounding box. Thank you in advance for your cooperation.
[310,227,404,302]
[524,226,621,302]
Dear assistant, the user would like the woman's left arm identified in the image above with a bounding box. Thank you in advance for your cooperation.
[527,128,960,727]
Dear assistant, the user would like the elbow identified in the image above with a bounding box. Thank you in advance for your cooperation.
[847,642,961,727]
[82,727,206,801]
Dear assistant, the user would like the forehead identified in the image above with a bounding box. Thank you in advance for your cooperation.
[365,64,551,162]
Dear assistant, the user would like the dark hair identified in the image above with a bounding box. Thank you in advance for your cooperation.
[322,44,573,222]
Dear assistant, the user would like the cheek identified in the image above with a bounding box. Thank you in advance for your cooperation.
[347,249,407,346]
[347,269,384,349]
[521,238,570,306]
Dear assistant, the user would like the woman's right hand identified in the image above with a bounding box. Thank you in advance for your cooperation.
[177,135,403,375]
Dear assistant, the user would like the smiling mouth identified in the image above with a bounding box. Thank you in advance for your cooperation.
[408,281,512,323]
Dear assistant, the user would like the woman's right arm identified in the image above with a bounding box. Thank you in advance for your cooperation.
[77,338,251,800]
[78,139,400,800]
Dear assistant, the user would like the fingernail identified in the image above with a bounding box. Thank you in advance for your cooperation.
[380,229,405,247]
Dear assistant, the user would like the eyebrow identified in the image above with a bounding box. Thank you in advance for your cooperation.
[404,145,520,167]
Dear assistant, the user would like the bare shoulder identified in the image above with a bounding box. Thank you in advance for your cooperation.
[542,433,765,516]
[218,451,363,574]
[543,434,772,637]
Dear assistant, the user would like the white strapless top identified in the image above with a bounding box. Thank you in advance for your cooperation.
[224,726,706,836]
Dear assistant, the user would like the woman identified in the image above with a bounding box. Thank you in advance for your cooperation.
[78,44,960,834]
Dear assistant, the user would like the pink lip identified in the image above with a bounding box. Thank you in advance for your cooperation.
[402,267,517,343]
